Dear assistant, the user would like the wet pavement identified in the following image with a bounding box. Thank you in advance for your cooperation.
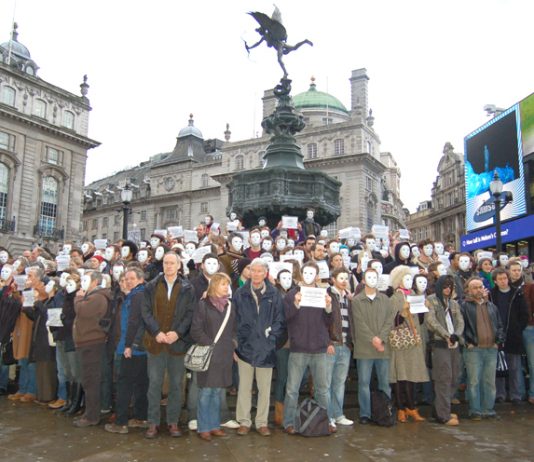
[1,397,534,462]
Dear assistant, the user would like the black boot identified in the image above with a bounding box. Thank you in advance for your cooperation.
[59,382,73,413]
[65,383,84,416]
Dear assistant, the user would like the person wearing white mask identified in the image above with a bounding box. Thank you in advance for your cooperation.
[389,265,429,423]
[219,233,245,282]
[261,237,274,254]
[274,237,287,256]
[244,229,262,260]
[434,242,445,257]
[351,268,395,424]
[301,208,321,238]
[72,271,111,427]
[283,261,335,435]
[384,241,414,275]
[454,253,474,301]
[146,245,167,281]
[413,274,429,296]
[414,240,436,272]
[137,248,152,268]
[121,240,138,263]
[81,242,95,262]
[0,249,10,267]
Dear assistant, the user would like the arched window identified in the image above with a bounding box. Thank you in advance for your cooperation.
[307,143,318,159]
[1,86,15,107]
[235,155,244,171]
[0,163,8,222]
[334,139,344,155]
[39,176,58,234]
[34,99,47,118]
[201,173,209,188]
[367,200,376,231]
[62,110,75,129]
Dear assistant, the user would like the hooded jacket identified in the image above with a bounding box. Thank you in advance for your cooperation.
[384,242,416,275]
[73,287,111,347]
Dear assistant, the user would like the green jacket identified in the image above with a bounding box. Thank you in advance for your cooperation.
[425,293,464,347]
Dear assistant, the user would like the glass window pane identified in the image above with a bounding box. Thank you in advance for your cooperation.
[1,87,15,106]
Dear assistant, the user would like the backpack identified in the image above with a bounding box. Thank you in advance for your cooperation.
[295,397,330,437]
[371,390,396,427]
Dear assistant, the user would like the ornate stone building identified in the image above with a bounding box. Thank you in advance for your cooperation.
[406,142,466,249]
[83,69,407,241]
[0,24,99,254]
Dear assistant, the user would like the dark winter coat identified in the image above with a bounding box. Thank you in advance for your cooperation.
[24,294,61,362]
[460,297,505,347]
[191,298,236,388]
[234,280,285,368]
[73,287,111,348]
[383,242,416,275]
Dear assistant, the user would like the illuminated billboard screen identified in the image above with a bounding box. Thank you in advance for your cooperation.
[464,102,527,232]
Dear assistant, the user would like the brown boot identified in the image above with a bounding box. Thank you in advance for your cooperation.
[274,401,284,427]
[397,409,407,423]
[405,408,426,422]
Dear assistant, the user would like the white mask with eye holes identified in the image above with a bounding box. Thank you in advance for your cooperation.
[401,274,414,290]
[258,219,266,227]
[0,251,8,264]
[137,250,148,264]
[347,238,355,248]
[499,255,509,267]
[155,246,165,261]
[280,230,288,239]
[302,267,317,285]
[150,237,160,248]
[262,240,273,252]
[293,249,304,261]
[329,242,340,254]
[365,239,376,251]
[415,277,428,294]
[434,242,444,255]
[62,244,72,255]
[521,259,529,269]
[99,261,107,273]
[334,272,349,291]
[59,272,70,288]
[231,237,243,252]
[437,264,447,276]
[250,233,261,247]
[185,243,196,257]
[112,266,124,282]
[139,241,147,249]
[45,280,56,295]
[1,266,13,281]
[81,275,92,292]
[81,243,89,254]
[279,272,293,290]
[260,253,274,264]
[423,244,434,257]
[411,246,420,258]
[66,279,78,294]
[370,261,383,276]
[204,216,212,225]
[364,271,378,289]
[399,245,411,261]
[230,212,237,221]
[459,256,471,272]
[203,258,219,276]
[276,240,287,252]
[306,210,314,219]
[287,239,295,249]
[121,246,130,258]
[320,230,328,238]
[104,247,115,262]
[260,230,270,239]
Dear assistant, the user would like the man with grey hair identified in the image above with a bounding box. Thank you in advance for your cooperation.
[234,258,285,436]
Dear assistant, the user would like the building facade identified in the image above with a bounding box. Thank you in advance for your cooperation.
[406,142,466,249]
[0,24,99,254]
[83,69,407,242]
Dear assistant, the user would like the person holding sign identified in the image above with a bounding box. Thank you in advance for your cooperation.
[282,261,335,435]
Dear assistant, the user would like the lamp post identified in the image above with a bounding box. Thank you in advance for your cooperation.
[489,171,513,252]
[121,184,133,240]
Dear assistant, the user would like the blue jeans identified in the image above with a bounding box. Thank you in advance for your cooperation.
[197,387,222,433]
[187,372,231,422]
[18,358,36,395]
[325,345,351,420]
[463,347,497,416]
[147,351,185,425]
[523,326,534,398]
[55,342,67,400]
[283,352,329,429]
[496,353,525,401]
[356,358,390,419]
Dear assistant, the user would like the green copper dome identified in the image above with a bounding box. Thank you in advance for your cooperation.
[293,79,348,114]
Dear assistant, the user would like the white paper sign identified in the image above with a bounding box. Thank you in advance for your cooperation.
[13,275,27,291]
[22,289,34,307]
[268,262,293,279]
[377,274,390,292]
[398,229,411,240]
[300,286,327,308]
[46,308,63,327]
[342,256,351,269]
[409,266,420,277]
[316,260,330,280]
[372,224,389,240]
[407,295,428,314]
[94,239,108,250]
[192,246,212,264]
[154,229,168,238]
[477,251,493,262]
[349,262,358,271]
[339,227,361,240]
[438,255,450,268]
[56,255,71,272]
[184,230,199,244]
[226,222,237,232]
[241,231,250,249]
[168,226,184,238]
[282,216,298,229]
[360,256,369,272]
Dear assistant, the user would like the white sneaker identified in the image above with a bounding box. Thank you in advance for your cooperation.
[188,419,197,431]
[221,419,240,429]
[335,416,354,426]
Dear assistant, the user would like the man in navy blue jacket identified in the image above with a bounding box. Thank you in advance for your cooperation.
[234,258,285,437]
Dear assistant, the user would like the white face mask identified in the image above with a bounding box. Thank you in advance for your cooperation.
[415,278,428,293]
[113,266,124,281]
[411,247,420,258]
[45,281,55,294]
[365,239,375,250]
[499,255,509,266]
[521,259,529,269]
[276,240,287,251]
[66,279,78,294]
[81,243,89,254]
[13,260,20,271]
[347,238,355,247]
[231,237,243,252]
[155,246,165,261]
[280,230,288,239]
[364,272,378,289]
[370,262,383,276]
[279,272,293,290]
[329,242,340,254]
[434,243,444,255]
[260,253,274,264]
[137,250,148,263]
[260,230,270,239]
[204,216,212,225]
[121,246,130,258]
[459,256,471,272]
[1,266,12,281]
[335,272,349,290]
[320,230,328,238]
[139,241,147,249]
[59,272,70,287]
[250,233,261,246]
[423,244,434,257]
[185,243,196,257]
[340,248,349,257]
[302,267,317,285]
[287,239,295,248]
[104,247,115,261]
[399,245,411,260]
[402,274,413,289]
[294,250,304,261]
[0,251,8,264]
[150,237,160,248]
[203,258,219,276]
[99,261,107,272]
[101,278,109,289]
[81,275,92,292]
[230,212,237,221]
[63,244,72,255]
[259,219,266,227]
[306,211,314,219]
[437,264,447,276]
[262,240,273,252]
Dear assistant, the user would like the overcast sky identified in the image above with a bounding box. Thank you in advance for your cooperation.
[1,0,533,213]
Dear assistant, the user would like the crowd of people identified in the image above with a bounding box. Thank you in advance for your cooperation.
[0,209,533,442]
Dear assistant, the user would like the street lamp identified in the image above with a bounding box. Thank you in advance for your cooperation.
[120,184,133,240]
[489,171,513,252]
